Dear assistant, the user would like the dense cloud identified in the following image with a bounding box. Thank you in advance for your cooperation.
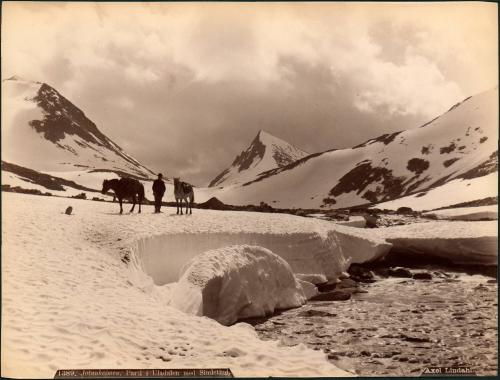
[2,2,497,185]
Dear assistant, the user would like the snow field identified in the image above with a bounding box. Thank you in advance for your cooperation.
[374,172,498,211]
[1,192,353,377]
[2,192,496,377]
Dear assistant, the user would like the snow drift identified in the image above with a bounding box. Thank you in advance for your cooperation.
[171,245,307,325]
[134,231,358,287]
[374,221,498,266]
[423,205,498,221]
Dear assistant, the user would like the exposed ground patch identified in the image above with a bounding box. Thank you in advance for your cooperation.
[329,161,405,203]
[406,158,429,175]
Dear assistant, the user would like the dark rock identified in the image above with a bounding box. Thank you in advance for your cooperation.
[487,279,497,284]
[337,278,359,289]
[413,272,433,280]
[311,290,351,301]
[197,197,231,210]
[353,288,368,294]
[388,267,412,278]
[65,206,73,215]
[400,334,431,343]
[71,192,87,200]
[433,270,451,278]
[316,281,338,292]
[314,332,332,338]
[396,206,414,214]
[348,264,376,282]
[360,350,371,356]
[364,214,379,228]
[373,268,390,277]
[298,309,337,318]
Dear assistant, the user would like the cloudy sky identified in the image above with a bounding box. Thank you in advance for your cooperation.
[2,2,498,185]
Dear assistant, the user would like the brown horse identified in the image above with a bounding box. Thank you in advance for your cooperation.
[102,178,144,214]
[174,177,194,214]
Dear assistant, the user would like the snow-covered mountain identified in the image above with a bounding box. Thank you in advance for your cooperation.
[2,76,154,177]
[212,88,498,210]
[208,130,309,187]
[2,76,156,195]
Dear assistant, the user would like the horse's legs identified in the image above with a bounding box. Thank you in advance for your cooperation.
[176,199,179,214]
[138,196,141,213]
[119,198,123,214]
[130,195,136,213]
[180,198,184,215]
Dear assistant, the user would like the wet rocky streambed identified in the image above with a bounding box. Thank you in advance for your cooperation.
[245,265,498,376]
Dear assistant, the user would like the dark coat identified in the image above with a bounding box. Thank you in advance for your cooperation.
[152,179,166,196]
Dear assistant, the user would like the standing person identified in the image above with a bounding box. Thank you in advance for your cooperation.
[152,173,166,213]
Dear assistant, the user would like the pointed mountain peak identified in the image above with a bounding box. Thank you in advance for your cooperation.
[253,129,270,144]
[208,130,309,187]
[256,129,270,138]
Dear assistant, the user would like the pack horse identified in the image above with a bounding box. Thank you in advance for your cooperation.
[174,178,194,214]
[102,178,144,214]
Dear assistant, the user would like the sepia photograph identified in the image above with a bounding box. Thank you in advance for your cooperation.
[1,1,498,378]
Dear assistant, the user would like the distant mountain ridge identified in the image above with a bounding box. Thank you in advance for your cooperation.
[209,130,309,187]
[211,88,498,210]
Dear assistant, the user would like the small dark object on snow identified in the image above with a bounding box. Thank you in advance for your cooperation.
[65,206,73,215]
[72,192,86,200]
